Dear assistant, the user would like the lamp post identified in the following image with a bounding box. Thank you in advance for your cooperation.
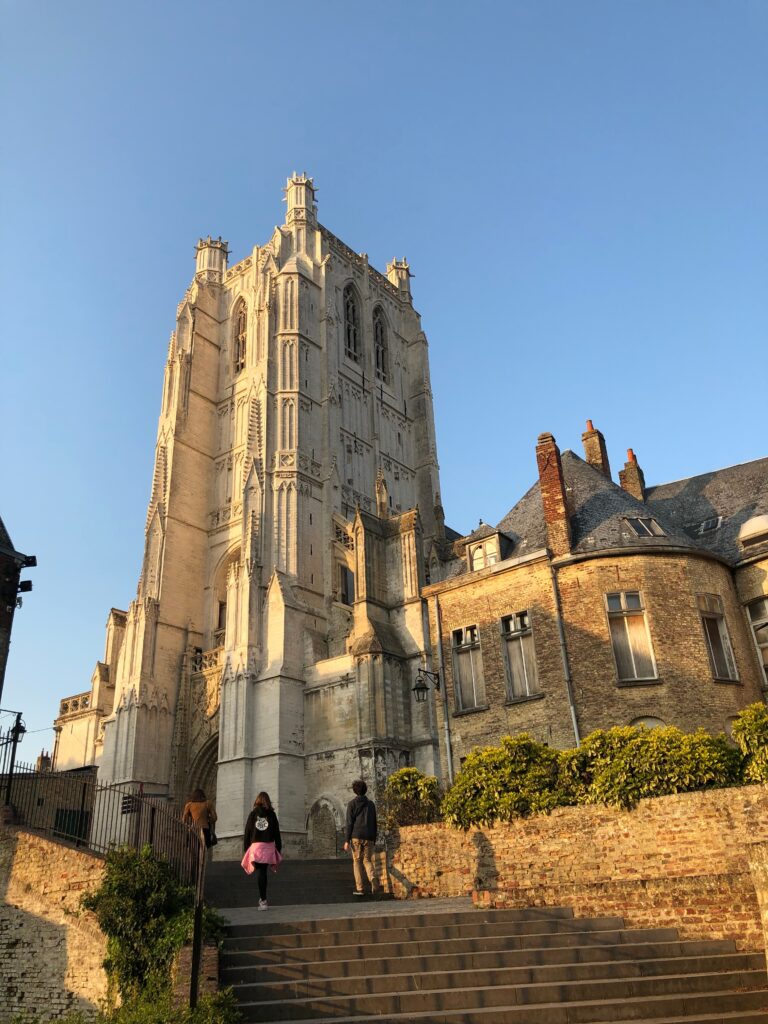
[412,668,440,703]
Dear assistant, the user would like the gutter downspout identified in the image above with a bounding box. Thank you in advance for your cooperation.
[549,562,580,745]
[432,595,454,784]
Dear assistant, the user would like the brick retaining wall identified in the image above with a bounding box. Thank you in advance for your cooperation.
[0,827,109,1019]
[387,785,768,951]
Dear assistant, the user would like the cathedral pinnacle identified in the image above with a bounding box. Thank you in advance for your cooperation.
[284,172,317,225]
[194,236,229,282]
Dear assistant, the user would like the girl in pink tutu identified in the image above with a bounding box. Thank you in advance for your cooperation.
[241,791,282,909]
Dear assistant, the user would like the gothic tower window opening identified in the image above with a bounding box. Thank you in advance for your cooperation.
[373,305,388,383]
[343,283,360,363]
[234,301,247,375]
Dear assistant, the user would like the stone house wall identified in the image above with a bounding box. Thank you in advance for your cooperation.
[426,550,765,777]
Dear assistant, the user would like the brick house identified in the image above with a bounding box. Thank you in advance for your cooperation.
[423,422,768,780]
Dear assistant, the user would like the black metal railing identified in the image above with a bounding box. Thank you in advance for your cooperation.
[3,760,204,890]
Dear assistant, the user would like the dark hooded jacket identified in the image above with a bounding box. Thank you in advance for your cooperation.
[345,794,377,842]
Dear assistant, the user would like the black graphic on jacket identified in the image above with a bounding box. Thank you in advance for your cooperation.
[243,808,282,851]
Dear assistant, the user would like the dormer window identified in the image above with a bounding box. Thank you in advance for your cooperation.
[625,517,665,538]
[469,539,499,571]
[699,516,723,535]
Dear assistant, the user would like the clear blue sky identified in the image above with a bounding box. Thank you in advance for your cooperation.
[1,1,766,751]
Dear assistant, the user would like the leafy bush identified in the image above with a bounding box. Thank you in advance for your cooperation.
[442,734,564,829]
[14,990,241,1024]
[380,767,443,828]
[81,846,226,1005]
[585,726,742,809]
[82,846,193,999]
[441,720,749,829]
[731,702,768,782]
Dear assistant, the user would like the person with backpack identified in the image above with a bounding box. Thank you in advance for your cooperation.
[343,779,380,897]
[242,791,282,910]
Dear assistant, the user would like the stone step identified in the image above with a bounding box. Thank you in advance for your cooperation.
[236,975,768,1023]
[223,915,629,951]
[230,952,765,1003]
[226,904,576,938]
[206,859,357,907]
[242,990,768,1024]
[220,938,740,984]
[222,926,684,966]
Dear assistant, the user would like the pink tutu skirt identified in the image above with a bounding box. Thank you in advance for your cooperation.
[241,841,283,875]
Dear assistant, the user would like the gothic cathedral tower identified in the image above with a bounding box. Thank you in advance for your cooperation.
[68,176,445,854]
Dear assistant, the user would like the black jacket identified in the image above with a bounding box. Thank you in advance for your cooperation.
[345,794,377,842]
[243,807,282,851]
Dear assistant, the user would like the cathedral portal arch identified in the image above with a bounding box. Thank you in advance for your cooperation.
[186,734,218,805]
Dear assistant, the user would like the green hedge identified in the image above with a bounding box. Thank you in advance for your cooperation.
[385,704,768,831]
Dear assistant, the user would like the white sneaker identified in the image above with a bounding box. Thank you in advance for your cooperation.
[258,899,268,911]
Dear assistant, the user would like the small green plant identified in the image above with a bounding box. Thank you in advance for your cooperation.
[380,767,443,828]
[731,702,768,782]
[442,734,563,829]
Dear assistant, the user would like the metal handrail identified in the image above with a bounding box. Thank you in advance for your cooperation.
[1,759,207,1004]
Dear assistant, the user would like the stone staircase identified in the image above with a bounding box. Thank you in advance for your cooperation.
[206,858,358,908]
[220,905,768,1023]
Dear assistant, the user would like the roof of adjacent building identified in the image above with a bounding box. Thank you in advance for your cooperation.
[0,514,23,560]
[449,451,768,571]
[645,457,768,563]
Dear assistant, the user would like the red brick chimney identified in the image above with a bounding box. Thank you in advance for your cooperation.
[619,448,646,501]
[581,419,611,478]
[536,432,571,558]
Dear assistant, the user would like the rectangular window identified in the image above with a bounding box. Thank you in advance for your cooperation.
[606,591,657,682]
[452,625,485,710]
[748,597,768,686]
[697,594,738,681]
[339,565,355,606]
[501,612,539,699]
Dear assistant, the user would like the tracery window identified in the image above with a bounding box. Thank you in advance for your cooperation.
[234,302,247,374]
[343,284,360,363]
[373,305,388,382]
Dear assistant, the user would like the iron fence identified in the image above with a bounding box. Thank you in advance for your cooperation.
[3,759,204,889]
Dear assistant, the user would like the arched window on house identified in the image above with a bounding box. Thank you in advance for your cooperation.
[373,305,388,382]
[343,284,360,363]
[234,302,247,374]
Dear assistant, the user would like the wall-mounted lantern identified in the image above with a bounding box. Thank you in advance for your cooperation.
[412,668,440,704]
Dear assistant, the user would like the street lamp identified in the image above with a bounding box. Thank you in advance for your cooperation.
[412,668,440,703]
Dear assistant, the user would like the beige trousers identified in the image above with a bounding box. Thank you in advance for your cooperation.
[350,838,378,892]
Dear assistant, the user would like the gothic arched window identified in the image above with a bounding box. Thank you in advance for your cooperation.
[373,306,388,382]
[234,302,247,374]
[343,284,360,363]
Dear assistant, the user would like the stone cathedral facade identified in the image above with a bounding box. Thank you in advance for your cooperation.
[53,175,451,856]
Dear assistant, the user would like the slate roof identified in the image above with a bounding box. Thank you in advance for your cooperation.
[645,457,768,564]
[491,451,768,566]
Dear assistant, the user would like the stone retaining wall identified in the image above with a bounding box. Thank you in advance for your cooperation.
[0,827,109,1019]
[387,785,768,951]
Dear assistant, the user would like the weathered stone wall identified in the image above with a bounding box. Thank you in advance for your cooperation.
[0,827,108,1020]
[387,785,768,951]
